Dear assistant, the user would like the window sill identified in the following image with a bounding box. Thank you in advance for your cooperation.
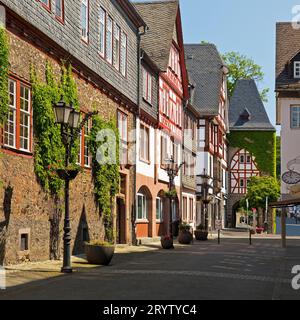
[136,219,149,224]
[142,98,153,107]
[1,146,33,158]
[55,16,65,25]
[139,158,151,165]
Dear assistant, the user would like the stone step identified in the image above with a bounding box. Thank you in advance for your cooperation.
[137,237,161,245]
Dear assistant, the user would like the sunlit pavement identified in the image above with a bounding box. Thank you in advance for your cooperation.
[0,237,299,300]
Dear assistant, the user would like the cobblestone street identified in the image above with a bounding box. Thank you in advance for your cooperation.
[1,236,299,300]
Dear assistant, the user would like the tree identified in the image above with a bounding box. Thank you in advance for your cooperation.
[241,176,280,210]
[222,51,269,102]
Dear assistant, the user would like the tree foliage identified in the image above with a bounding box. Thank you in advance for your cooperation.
[241,176,280,210]
[0,27,9,124]
[222,51,269,102]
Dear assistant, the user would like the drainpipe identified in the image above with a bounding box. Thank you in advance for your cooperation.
[132,25,147,246]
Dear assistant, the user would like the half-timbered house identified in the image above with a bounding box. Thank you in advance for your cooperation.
[185,44,229,230]
[134,0,189,240]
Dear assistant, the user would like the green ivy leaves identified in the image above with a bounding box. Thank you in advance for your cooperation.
[31,62,80,195]
[228,131,276,178]
[90,114,120,243]
[0,27,9,124]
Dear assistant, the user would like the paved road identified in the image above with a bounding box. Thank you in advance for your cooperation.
[0,238,300,300]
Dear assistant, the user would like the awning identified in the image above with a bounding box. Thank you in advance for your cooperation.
[269,198,300,208]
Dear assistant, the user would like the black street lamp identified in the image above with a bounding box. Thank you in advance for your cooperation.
[197,169,213,232]
[164,156,184,237]
[53,96,97,273]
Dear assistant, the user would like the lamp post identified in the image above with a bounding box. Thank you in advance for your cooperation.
[164,156,184,237]
[53,96,97,273]
[197,169,213,232]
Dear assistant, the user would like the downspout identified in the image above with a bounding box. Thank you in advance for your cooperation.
[132,25,147,246]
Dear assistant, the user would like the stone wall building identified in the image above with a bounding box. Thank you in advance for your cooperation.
[0,0,146,264]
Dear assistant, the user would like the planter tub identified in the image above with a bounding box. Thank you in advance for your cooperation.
[161,238,174,250]
[56,169,79,181]
[178,231,193,245]
[85,244,115,266]
[194,230,208,241]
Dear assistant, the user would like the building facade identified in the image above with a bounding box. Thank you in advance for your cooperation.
[185,44,229,230]
[0,0,146,264]
[227,79,276,228]
[276,23,300,198]
[134,0,190,240]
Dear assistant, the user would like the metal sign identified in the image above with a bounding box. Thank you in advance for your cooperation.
[215,220,222,230]
[282,170,300,185]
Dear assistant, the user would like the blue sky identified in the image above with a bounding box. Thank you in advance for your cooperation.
[180,0,300,134]
[137,0,300,134]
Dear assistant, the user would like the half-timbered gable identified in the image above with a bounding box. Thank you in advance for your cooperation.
[230,149,260,194]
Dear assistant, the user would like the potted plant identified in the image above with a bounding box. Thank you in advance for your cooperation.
[194,224,208,241]
[85,240,115,265]
[256,227,264,234]
[161,235,174,249]
[178,222,193,245]
[49,162,81,181]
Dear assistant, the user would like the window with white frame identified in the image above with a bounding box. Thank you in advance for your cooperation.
[99,7,106,57]
[156,197,163,221]
[140,124,149,162]
[137,194,147,220]
[40,0,50,9]
[55,0,64,21]
[142,67,152,104]
[106,16,113,64]
[294,62,300,78]
[118,111,128,165]
[113,24,121,70]
[120,32,127,77]
[81,0,89,42]
[4,80,17,148]
[161,135,168,166]
[19,85,31,151]
[78,117,91,168]
[4,79,31,152]
[291,106,300,128]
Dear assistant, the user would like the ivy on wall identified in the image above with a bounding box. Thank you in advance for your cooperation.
[0,28,9,124]
[89,114,120,243]
[31,62,80,195]
[227,131,277,178]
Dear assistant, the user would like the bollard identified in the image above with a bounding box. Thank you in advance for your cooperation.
[218,230,220,244]
[249,229,252,246]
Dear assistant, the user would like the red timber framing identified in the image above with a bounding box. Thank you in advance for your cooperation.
[158,9,189,142]
[230,149,260,194]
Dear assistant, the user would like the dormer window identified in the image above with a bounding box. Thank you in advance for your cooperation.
[294,62,300,78]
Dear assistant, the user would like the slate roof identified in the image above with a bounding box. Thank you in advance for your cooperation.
[184,44,225,115]
[276,22,300,89]
[133,0,179,71]
[229,79,275,131]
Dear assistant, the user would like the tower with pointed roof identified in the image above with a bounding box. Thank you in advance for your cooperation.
[228,79,276,228]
